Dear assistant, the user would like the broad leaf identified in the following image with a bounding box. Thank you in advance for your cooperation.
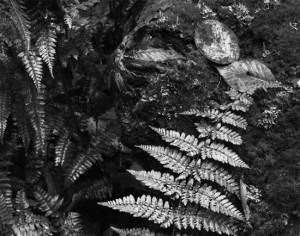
[216,59,276,92]
[195,20,240,64]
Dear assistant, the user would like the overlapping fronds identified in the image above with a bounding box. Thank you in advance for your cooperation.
[64,148,103,187]
[150,127,204,156]
[33,187,63,217]
[100,195,239,235]
[58,212,83,236]
[128,170,244,220]
[55,132,74,167]
[18,50,43,91]
[0,87,11,143]
[36,27,57,78]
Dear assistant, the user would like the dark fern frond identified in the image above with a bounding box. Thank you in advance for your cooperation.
[36,26,57,78]
[33,186,63,218]
[64,148,103,187]
[76,179,112,201]
[2,0,31,51]
[0,190,13,226]
[18,50,43,91]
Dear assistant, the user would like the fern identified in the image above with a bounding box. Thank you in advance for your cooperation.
[18,50,43,91]
[100,195,238,235]
[111,227,167,236]
[0,87,10,144]
[36,27,57,78]
[65,148,103,187]
[58,212,83,236]
[55,131,74,167]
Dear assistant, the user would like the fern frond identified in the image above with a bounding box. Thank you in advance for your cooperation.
[136,145,194,178]
[59,212,83,236]
[181,109,247,129]
[192,161,240,196]
[0,190,13,225]
[34,187,63,217]
[195,123,242,145]
[0,88,11,143]
[99,195,173,227]
[129,170,244,220]
[12,211,53,236]
[18,50,43,91]
[65,148,103,187]
[14,95,32,151]
[24,85,46,154]
[173,204,238,235]
[150,127,204,156]
[246,81,283,95]
[100,196,238,235]
[55,132,74,167]
[6,0,31,51]
[77,179,112,201]
[36,27,56,78]
[201,142,249,168]
[111,227,167,236]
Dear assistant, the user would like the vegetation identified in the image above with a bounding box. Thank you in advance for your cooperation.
[0,0,298,235]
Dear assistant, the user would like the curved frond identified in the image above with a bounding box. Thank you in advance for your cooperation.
[65,148,103,187]
[201,142,249,168]
[36,27,56,78]
[18,50,43,91]
[150,127,204,156]
[0,190,13,225]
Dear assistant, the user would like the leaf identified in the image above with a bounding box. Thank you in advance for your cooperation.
[216,59,276,93]
[195,20,240,64]
[132,48,183,62]
[240,180,250,221]
[0,88,10,144]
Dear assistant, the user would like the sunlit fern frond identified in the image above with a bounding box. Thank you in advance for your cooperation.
[111,227,167,236]
[12,211,53,236]
[18,50,43,91]
[100,195,239,235]
[55,131,74,167]
[195,122,242,145]
[201,142,249,168]
[23,84,46,155]
[128,170,244,220]
[136,145,194,178]
[58,212,83,236]
[36,26,56,78]
[0,86,11,144]
[181,109,247,130]
[64,148,103,187]
[33,187,63,217]
[150,127,204,156]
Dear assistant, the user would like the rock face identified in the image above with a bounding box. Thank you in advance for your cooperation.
[194,19,240,64]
